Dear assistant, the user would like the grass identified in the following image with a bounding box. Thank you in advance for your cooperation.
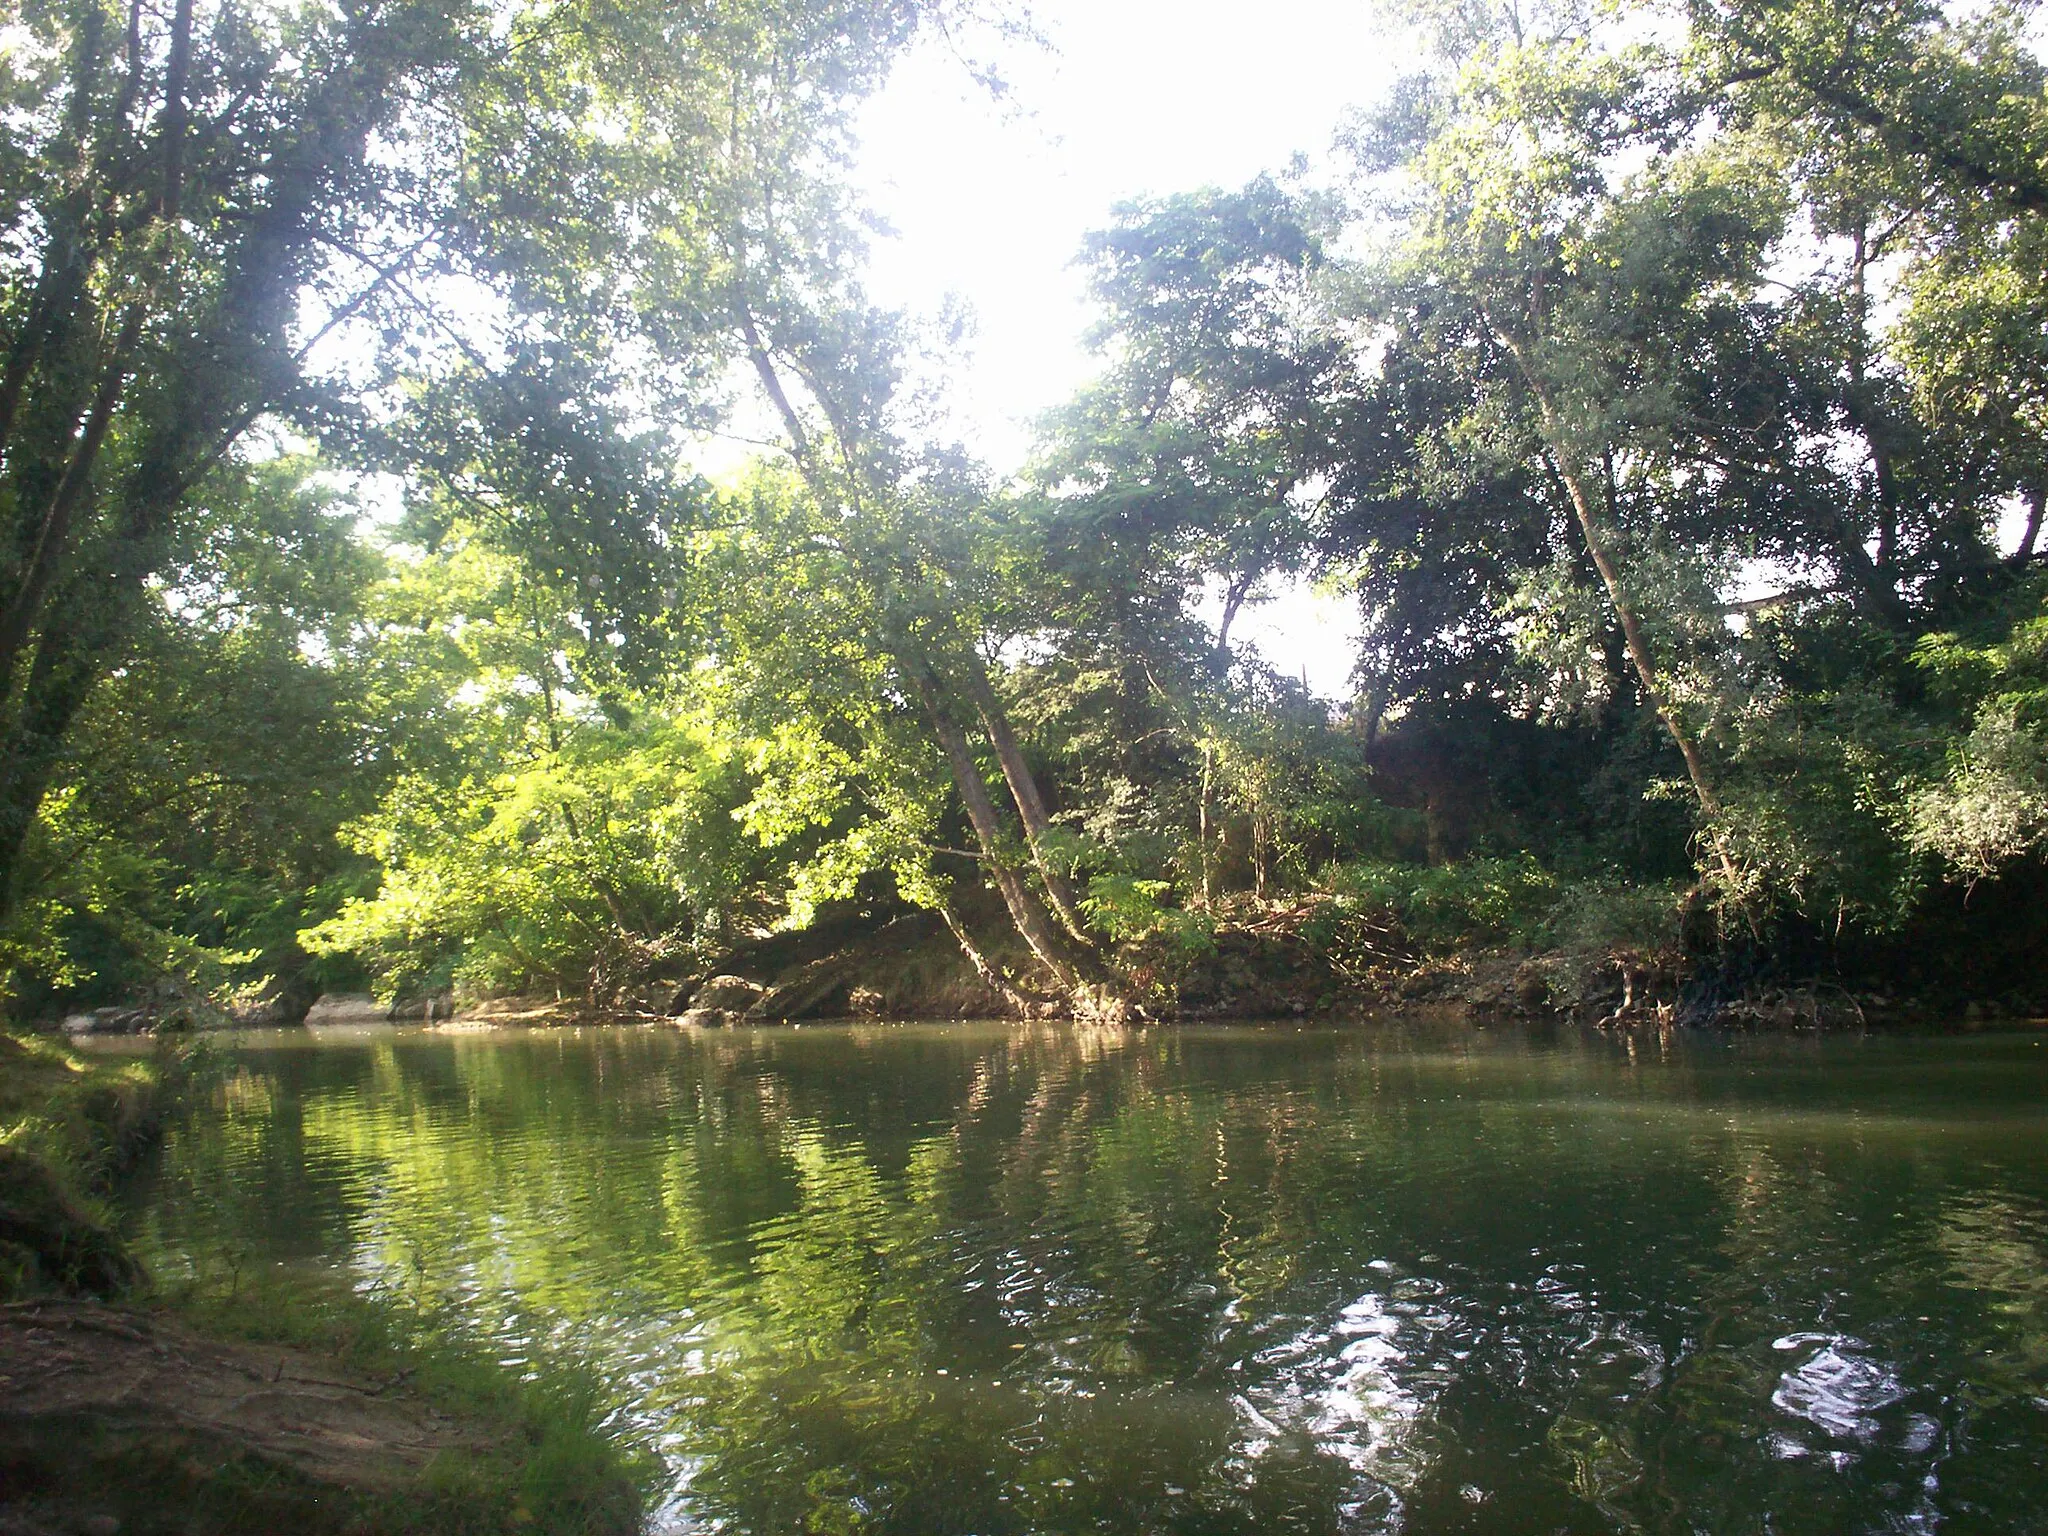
[0,1026,168,1181]
[0,1027,656,1535]
[166,1267,657,1536]
[0,1026,172,1297]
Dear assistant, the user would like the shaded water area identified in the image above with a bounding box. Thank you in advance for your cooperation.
[116,1020,2048,1534]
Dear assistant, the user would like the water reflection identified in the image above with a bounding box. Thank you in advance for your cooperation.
[122,1022,2048,1533]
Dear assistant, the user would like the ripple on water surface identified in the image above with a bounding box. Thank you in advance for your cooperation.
[119,1022,2048,1534]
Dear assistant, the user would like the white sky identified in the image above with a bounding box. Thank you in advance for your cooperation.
[847,0,1408,698]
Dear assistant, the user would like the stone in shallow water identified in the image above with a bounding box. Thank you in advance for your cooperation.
[303,993,388,1027]
[689,975,768,1012]
[679,1007,742,1028]
[60,1007,153,1035]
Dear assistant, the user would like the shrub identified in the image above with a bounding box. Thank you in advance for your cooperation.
[1082,874,1218,955]
[1321,856,1561,950]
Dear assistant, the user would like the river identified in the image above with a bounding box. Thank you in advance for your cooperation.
[116,1019,2048,1533]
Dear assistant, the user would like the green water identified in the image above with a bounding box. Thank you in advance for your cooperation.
[120,1020,2048,1534]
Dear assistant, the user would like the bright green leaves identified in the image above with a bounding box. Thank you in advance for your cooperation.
[0,0,956,1013]
[304,717,747,1003]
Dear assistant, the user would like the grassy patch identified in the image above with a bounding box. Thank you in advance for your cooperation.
[0,1028,176,1299]
[0,1028,167,1182]
[164,1267,656,1536]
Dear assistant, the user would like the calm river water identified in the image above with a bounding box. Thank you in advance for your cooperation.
[119,1020,2048,1534]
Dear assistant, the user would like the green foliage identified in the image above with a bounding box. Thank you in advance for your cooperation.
[1713,682,1937,928]
[1904,589,2048,881]
[1702,586,2048,927]
[1907,703,2048,878]
[0,0,962,1002]
[0,1027,193,1299]
[1323,856,1561,950]
[8,0,2048,1013]
[1,460,386,1016]
[1081,874,1217,955]
[305,723,730,1003]
[0,1027,169,1200]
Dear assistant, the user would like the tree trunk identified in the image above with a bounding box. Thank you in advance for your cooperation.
[0,623,105,911]
[732,292,1135,1010]
[2013,481,2045,568]
[1550,455,1723,806]
[1215,570,1254,667]
[939,903,1035,1016]
[1492,336,1732,843]
[1252,799,1270,900]
[957,652,1088,937]
[0,307,146,693]
[909,667,1086,992]
[1,0,193,694]
[0,4,109,470]
[1546,448,1751,895]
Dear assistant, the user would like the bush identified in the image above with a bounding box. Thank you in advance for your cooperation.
[1533,877,1685,955]
[1321,856,1561,950]
[1082,874,1217,955]
[303,720,767,1004]
[1906,701,2048,879]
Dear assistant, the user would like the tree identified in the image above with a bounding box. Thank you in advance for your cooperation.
[0,0,951,924]
[1,457,386,1013]
[0,0,472,913]
[1036,179,1340,668]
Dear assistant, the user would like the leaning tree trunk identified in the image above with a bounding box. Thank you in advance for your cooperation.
[938,903,1036,1017]
[1545,446,1748,895]
[1551,455,1723,815]
[1493,337,1745,894]
[730,295,1135,1016]
[910,668,1087,992]
[0,5,407,924]
[0,624,102,910]
[956,652,1089,938]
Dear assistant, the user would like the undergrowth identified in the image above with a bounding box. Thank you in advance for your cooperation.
[1318,858,1685,958]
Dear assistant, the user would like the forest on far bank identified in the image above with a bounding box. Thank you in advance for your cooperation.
[2,0,2045,1028]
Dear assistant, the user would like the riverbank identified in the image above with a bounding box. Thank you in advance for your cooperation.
[0,1030,649,1536]
[27,879,2045,1045]
[644,894,2045,1032]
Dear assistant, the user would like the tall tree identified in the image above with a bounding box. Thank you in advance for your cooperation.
[0,0,948,921]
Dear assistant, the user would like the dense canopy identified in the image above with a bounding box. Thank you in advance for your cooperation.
[2,0,2044,1024]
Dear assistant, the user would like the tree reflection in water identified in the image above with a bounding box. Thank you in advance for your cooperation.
[125,1022,2048,1534]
